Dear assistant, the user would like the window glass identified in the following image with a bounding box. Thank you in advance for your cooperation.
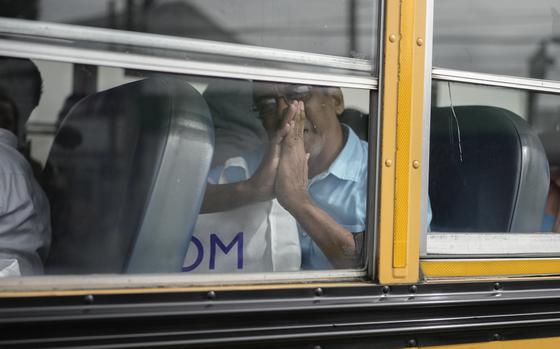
[434,0,560,80]
[1,0,378,65]
[0,57,371,277]
[426,80,560,256]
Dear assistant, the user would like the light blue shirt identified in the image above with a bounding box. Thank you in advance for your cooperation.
[210,125,368,270]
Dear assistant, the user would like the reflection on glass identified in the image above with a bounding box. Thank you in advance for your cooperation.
[430,81,560,235]
[0,0,378,64]
[434,0,560,80]
[0,57,371,276]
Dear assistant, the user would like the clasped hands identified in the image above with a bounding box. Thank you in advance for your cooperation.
[249,100,311,213]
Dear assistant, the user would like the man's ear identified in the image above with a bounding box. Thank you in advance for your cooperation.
[328,87,345,116]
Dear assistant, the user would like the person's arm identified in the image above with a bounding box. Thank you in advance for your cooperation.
[275,102,361,268]
[287,198,362,268]
[200,180,262,213]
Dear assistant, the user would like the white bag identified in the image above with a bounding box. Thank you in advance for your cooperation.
[0,259,21,277]
[183,157,301,273]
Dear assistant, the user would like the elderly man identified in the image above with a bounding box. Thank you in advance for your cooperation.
[202,82,367,269]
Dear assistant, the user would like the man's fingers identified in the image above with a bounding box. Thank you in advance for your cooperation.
[280,101,306,150]
[293,101,305,136]
[271,119,292,144]
[271,102,298,144]
[285,101,304,140]
[299,101,306,121]
[282,101,298,125]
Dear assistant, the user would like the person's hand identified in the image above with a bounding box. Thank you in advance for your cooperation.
[275,101,311,212]
[247,105,296,202]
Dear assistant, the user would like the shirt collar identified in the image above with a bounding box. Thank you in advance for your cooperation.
[323,124,366,182]
[0,129,17,149]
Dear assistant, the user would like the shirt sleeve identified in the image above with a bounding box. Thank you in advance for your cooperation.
[0,172,46,275]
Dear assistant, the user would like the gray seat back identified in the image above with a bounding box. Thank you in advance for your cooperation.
[429,106,549,232]
[45,77,213,274]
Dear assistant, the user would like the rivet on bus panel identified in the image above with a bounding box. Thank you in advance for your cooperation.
[389,34,397,43]
[83,294,94,304]
[412,160,420,169]
[385,159,393,167]
[416,38,424,46]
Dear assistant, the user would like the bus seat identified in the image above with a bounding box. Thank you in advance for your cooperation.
[429,106,549,232]
[340,108,368,141]
[44,77,214,274]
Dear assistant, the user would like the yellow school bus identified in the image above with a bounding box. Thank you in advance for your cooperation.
[1,0,560,348]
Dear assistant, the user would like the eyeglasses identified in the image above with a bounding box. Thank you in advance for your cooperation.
[252,85,313,118]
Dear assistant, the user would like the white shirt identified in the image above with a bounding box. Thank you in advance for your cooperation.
[0,129,51,276]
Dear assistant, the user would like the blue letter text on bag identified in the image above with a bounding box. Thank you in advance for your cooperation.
[210,232,244,270]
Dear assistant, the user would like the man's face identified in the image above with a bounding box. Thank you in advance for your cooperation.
[253,82,344,160]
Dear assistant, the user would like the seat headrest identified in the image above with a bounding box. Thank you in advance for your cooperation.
[340,108,368,140]
[429,105,549,232]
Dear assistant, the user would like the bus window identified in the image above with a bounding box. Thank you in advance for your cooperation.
[424,80,560,256]
[0,0,377,74]
[434,0,560,80]
[0,57,372,277]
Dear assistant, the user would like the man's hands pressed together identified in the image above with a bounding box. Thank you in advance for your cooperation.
[275,101,311,212]
[200,101,295,213]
